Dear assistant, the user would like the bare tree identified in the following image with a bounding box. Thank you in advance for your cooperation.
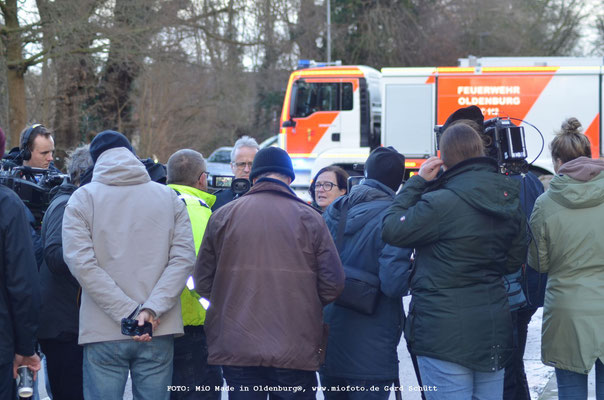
[327,0,586,68]
[290,0,324,61]
[0,0,34,145]
[595,12,604,54]
[1,0,597,163]
[36,0,99,154]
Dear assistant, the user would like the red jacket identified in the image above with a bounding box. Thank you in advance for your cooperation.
[194,178,345,371]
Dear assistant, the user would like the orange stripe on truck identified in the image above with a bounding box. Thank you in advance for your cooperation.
[585,114,600,160]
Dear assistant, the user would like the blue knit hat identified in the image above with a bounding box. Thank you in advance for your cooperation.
[249,147,295,182]
[89,130,135,163]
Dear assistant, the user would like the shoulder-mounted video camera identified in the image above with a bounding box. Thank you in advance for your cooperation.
[0,161,69,227]
[483,117,528,173]
[435,106,529,174]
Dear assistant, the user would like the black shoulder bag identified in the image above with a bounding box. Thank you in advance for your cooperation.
[333,198,381,315]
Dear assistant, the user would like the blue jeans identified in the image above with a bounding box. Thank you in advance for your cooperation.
[556,358,604,400]
[320,374,393,400]
[222,366,317,400]
[172,326,223,400]
[83,335,173,400]
[417,356,504,400]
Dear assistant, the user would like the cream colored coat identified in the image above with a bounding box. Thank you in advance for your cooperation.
[63,147,195,345]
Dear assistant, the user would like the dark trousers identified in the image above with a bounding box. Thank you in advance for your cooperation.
[320,374,393,400]
[503,308,537,400]
[0,362,15,400]
[222,366,317,400]
[409,344,426,400]
[39,336,84,400]
[172,326,223,400]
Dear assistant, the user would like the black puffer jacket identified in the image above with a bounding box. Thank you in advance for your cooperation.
[38,183,80,340]
[0,185,40,364]
[382,157,527,372]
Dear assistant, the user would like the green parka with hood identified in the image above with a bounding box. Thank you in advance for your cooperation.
[528,156,604,374]
[382,157,527,372]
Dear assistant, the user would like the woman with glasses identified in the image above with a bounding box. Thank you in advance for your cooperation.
[309,166,349,211]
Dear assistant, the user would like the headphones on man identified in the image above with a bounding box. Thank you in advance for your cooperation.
[20,123,44,161]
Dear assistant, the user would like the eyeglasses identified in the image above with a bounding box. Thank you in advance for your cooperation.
[315,182,336,191]
[233,161,254,170]
[199,171,209,180]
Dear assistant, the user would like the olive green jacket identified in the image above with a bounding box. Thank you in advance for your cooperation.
[383,157,527,372]
[528,158,604,374]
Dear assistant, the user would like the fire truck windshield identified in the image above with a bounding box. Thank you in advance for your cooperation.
[292,81,353,118]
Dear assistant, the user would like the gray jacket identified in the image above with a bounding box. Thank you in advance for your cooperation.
[63,147,195,345]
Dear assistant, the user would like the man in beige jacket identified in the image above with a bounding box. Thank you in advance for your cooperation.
[63,130,195,400]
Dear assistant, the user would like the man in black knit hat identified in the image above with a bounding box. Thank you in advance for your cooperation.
[194,147,345,399]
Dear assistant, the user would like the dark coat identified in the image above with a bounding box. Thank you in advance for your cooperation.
[0,185,40,364]
[38,183,80,340]
[382,157,527,372]
[25,207,44,269]
[321,179,412,380]
[211,187,235,211]
[510,172,546,309]
[194,178,345,371]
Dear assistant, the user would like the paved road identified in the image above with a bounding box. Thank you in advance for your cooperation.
[39,300,597,399]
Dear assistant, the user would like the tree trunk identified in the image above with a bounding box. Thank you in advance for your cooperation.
[93,0,154,139]
[294,0,323,61]
[2,0,27,147]
[37,0,97,152]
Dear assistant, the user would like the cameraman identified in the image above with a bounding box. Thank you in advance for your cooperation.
[4,123,59,173]
[382,122,527,399]
[2,124,61,268]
